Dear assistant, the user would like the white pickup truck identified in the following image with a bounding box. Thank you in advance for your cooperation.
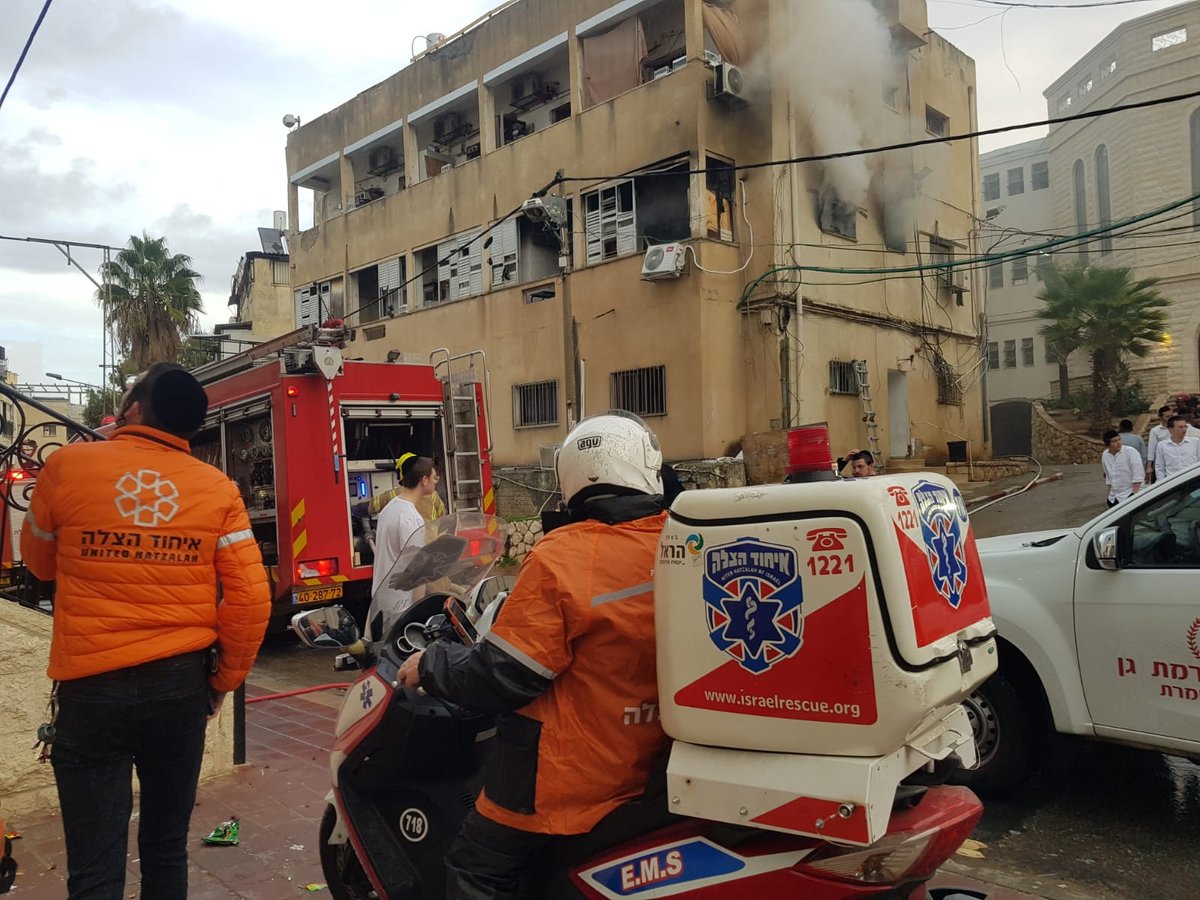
[958,464,1200,794]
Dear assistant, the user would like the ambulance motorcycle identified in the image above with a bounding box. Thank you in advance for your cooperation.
[295,475,998,900]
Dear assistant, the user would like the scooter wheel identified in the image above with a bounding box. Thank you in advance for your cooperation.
[319,804,376,900]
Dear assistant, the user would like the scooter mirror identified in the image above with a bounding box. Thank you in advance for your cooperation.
[291,605,361,649]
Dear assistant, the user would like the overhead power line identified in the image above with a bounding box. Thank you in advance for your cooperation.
[961,0,1165,8]
[553,87,1200,184]
[0,0,54,113]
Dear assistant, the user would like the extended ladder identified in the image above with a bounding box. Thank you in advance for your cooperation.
[852,360,885,473]
[432,350,491,513]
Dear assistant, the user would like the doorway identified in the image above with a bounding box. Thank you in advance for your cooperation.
[888,370,911,458]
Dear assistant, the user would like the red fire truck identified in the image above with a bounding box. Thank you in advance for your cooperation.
[191,325,495,625]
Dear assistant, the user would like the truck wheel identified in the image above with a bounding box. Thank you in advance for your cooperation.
[319,804,375,900]
[953,671,1037,796]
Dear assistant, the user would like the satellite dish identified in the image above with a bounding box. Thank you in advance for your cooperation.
[282,114,301,129]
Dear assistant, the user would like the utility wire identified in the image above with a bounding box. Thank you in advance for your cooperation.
[0,0,53,113]
[553,88,1200,184]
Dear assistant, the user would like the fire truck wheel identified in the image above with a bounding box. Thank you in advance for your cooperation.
[952,671,1037,797]
[319,804,374,900]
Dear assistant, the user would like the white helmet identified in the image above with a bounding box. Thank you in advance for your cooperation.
[556,411,663,507]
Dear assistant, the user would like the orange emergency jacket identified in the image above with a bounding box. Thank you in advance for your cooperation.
[20,425,271,692]
[473,512,670,834]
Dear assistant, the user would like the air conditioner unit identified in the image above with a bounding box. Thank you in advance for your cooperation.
[714,63,748,107]
[948,269,970,295]
[641,243,687,281]
[434,111,465,144]
[367,145,396,175]
[538,444,558,470]
[510,72,544,108]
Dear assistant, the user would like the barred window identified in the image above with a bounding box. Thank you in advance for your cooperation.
[513,381,558,428]
[828,360,859,395]
[610,365,666,417]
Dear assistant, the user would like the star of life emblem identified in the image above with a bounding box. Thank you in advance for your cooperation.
[911,480,969,609]
[703,538,804,674]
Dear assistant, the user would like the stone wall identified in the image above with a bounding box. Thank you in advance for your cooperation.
[493,468,560,520]
[0,601,235,821]
[946,460,1031,482]
[1032,402,1105,465]
[506,517,544,561]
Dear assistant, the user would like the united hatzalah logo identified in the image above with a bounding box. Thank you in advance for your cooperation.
[114,470,180,527]
[703,537,803,675]
[911,480,969,609]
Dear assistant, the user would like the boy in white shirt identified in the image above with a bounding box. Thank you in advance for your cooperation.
[1101,430,1144,507]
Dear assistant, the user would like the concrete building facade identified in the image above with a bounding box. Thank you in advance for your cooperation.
[228,250,294,342]
[979,139,1057,401]
[284,0,987,468]
[985,1,1200,406]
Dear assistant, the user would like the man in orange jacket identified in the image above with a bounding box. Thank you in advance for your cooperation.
[398,412,671,899]
[21,362,271,900]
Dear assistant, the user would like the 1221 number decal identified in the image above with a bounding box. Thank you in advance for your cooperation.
[807,554,855,576]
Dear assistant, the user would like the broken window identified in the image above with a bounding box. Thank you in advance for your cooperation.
[882,85,900,110]
[818,190,858,241]
[987,343,999,371]
[610,365,667,417]
[583,159,689,265]
[925,106,949,138]
[1031,161,1050,191]
[494,45,571,148]
[354,257,407,323]
[1007,167,1024,196]
[513,380,558,428]
[983,173,1000,202]
[706,156,736,242]
[580,0,685,108]
[417,231,483,306]
[488,214,562,289]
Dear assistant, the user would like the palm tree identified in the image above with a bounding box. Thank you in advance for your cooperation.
[97,234,203,370]
[1041,319,1082,405]
[1036,265,1170,431]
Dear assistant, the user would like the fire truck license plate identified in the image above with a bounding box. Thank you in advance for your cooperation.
[292,585,344,605]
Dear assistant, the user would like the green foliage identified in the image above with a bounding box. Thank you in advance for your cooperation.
[1036,264,1170,430]
[98,233,203,371]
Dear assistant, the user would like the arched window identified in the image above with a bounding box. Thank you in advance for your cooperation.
[1191,108,1200,227]
[1095,145,1112,255]
[1073,159,1088,265]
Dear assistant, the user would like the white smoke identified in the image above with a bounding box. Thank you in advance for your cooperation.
[771,0,907,215]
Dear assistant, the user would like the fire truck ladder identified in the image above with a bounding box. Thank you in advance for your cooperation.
[852,360,885,473]
[431,350,491,513]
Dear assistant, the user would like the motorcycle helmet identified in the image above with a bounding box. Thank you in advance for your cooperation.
[556,411,663,507]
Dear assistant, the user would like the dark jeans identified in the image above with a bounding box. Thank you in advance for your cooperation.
[51,651,209,900]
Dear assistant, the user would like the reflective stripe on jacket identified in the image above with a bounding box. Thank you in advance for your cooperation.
[20,425,271,691]
[424,510,669,835]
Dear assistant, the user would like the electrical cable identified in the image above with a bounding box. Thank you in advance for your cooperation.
[685,178,755,275]
[0,0,53,113]
[552,88,1200,184]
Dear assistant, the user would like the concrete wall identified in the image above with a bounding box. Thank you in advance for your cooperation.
[239,257,295,341]
[0,602,235,821]
[284,0,985,467]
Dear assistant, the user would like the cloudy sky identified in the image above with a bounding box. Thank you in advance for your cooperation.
[0,0,1189,388]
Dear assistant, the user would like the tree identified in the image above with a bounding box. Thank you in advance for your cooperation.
[1037,264,1170,431]
[1041,319,1082,405]
[97,233,203,370]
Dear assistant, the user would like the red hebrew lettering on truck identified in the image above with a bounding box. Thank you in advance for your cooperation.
[892,480,990,647]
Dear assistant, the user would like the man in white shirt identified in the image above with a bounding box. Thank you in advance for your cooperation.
[1147,406,1200,482]
[1153,416,1200,483]
[1101,430,1144,507]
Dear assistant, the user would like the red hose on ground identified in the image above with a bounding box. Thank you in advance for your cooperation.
[246,683,353,704]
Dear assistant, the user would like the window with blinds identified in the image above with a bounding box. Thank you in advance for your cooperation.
[584,181,637,265]
[490,218,519,288]
[437,229,484,303]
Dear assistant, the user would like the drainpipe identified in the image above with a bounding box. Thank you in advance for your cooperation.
[788,99,805,427]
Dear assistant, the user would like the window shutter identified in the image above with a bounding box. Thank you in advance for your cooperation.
[294,287,319,327]
[490,219,519,287]
[378,257,401,292]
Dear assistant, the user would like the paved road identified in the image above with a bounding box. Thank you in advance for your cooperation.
[953,464,1200,899]
[253,464,1199,899]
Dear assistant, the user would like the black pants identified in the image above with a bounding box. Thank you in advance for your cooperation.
[51,651,209,900]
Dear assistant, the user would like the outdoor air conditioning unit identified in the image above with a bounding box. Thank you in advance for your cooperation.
[434,111,465,144]
[641,243,688,281]
[713,63,748,107]
[510,72,544,108]
[367,145,396,175]
[947,268,970,295]
[538,444,558,470]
